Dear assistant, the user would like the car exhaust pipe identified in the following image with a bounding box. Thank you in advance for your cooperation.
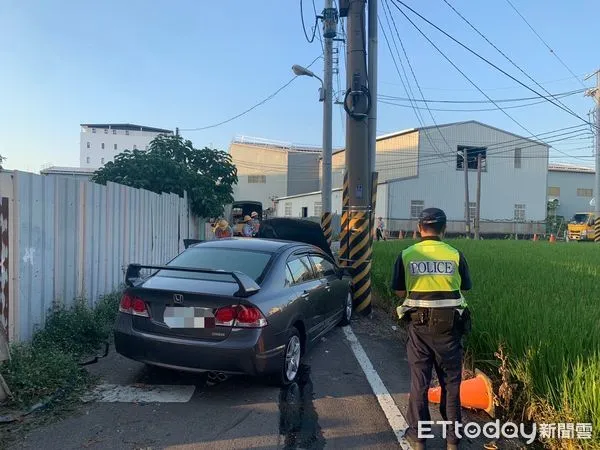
[216,372,228,382]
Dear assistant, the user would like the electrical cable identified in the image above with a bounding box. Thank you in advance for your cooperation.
[388,1,584,160]
[300,0,319,43]
[503,0,587,89]
[180,56,322,132]
[440,0,583,123]
[390,0,595,130]
[378,88,585,104]
[379,4,450,164]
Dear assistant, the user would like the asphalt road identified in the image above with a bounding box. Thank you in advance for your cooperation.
[6,311,525,450]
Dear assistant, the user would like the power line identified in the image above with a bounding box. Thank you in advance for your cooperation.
[390,0,595,130]
[387,0,586,160]
[382,0,455,158]
[300,0,319,43]
[503,0,587,89]
[440,0,582,123]
[180,56,322,132]
[379,3,450,164]
[379,88,585,104]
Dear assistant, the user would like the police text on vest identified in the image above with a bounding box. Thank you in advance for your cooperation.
[409,261,456,276]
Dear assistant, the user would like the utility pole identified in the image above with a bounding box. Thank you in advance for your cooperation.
[584,70,600,242]
[339,0,372,315]
[463,149,471,238]
[367,0,378,187]
[176,127,179,137]
[320,0,337,246]
[475,153,482,240]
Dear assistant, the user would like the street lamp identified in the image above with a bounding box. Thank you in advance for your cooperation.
[292,65,324,101]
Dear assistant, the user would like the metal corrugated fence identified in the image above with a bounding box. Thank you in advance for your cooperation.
[0,171,203,342]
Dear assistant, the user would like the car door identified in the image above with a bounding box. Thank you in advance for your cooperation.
[309,253,344,328]
[286,254,323,342]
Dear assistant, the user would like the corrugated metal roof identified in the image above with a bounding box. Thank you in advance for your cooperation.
[548,163,595,174]
[80,123,173,134]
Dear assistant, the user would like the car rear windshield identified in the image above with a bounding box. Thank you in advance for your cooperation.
[156,247,273,282]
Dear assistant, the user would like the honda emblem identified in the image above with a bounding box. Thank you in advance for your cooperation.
[173,293,184,304]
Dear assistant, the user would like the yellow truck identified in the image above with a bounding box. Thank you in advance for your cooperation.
[566,212,597,241]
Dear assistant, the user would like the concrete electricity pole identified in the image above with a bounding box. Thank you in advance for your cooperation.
[584,70,600,242]
[367,0,378,188]
[339,0,372,316]
[320,0,337,246]
[475,153,482,240]
[463,149,471,238]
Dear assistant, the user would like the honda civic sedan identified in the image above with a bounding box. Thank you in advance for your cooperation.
[114,223,353,386]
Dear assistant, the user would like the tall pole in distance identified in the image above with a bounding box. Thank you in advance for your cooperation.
[367,0,378,243]
[321,0,336,233]
[463,150,471,238]
[584,70,600,242]
[341,0,372,315]
[475,153,482,240]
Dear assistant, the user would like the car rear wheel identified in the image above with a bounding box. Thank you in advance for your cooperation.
[338,291,353,326]
[272,327,302,386]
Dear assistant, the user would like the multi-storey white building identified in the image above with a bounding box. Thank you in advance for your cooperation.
[80,123,173,168]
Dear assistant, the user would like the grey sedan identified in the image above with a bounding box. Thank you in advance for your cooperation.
[114,236,353,385]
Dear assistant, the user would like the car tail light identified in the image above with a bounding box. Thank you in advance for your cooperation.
[119,293,150,318]
[214,305,267,328]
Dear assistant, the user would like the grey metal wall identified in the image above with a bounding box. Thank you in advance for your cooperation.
[547,169,595,220]
[287,152,320,196]
[0,171,202,342]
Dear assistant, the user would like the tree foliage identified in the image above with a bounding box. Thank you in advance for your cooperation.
[91,135,237,218]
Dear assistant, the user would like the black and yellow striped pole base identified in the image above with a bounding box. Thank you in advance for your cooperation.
[349,210,373,316]
[338,171,350,266]
[321,212,333,247]
[595,217,600,242]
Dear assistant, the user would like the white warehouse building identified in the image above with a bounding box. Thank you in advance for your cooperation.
[275,120,550,236]
[80,123,174,169]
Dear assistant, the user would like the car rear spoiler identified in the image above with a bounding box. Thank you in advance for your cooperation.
[124,263,261,298]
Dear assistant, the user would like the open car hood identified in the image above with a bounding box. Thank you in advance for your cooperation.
[257,218,335,260]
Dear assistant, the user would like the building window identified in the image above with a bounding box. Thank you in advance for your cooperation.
[301,207,308,218]
[92,128,96,133]
[285,202,292,217]
[112,129,116,134]
[104,128,108,134]
[101,143,105,149]
[514,148,521,169]
[248,175,266,183]
[101,157,105,164]
[456,145,487,171]
[410,200,424,219]
[314,202,322,217]
[114,144,118,150]
[577,188,593,197]
[514,204,526,222]
[86,157,90,164]
[125,130,129,135]
[547,186,560,196]
[86,141,90,149]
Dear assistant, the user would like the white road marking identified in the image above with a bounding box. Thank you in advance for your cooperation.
[343,326,413,450]
[82,383,196,403]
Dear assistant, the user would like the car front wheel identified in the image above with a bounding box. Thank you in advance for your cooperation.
[338,291,353,326]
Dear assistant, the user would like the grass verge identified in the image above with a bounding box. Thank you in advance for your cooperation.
[372,239,600,449]
[0,292,121,409]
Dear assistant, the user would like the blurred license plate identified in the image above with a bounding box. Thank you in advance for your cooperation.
[163,307,215,329]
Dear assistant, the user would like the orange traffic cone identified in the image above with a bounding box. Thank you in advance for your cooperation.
[533,233,538,241]
[428,369,495,418]
[549,234,556,243]
[399,230,404,240]
[413,230,417,239]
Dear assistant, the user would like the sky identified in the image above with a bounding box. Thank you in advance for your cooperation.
[0,0,597,172]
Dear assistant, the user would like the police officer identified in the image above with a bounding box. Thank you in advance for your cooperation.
[391,207,472,450]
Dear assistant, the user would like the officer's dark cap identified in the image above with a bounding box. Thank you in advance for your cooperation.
[419,207,447,225]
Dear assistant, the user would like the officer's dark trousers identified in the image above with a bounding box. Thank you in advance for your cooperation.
[406,313,463,445]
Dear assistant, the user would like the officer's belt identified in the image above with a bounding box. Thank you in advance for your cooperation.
[402,298,463,308]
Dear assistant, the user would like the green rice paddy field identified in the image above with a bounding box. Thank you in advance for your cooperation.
[372,239,600,449]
